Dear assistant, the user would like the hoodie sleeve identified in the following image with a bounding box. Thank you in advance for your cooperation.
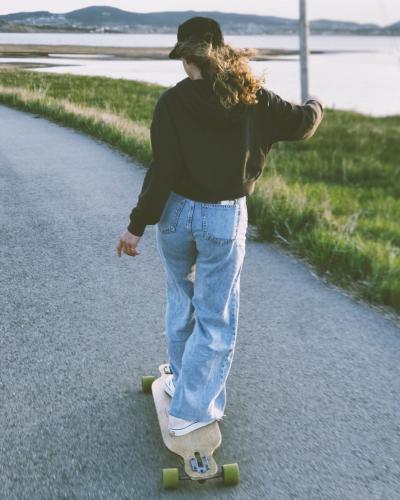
[127,93,183,237]
[263,88,324,144]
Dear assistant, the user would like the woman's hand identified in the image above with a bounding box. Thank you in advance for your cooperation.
[116,230,141,257]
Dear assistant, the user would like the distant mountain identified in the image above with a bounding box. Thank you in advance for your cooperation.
[384,20,400,34]
[0,7,398,35]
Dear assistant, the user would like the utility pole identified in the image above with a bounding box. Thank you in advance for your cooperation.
[299,0,309,102]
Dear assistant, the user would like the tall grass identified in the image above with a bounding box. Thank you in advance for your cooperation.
[0,67,399,313]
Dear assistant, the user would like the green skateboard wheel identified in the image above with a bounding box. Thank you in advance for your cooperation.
[162,467,180,489]
[222,463,240,485]
[141,375,155,393]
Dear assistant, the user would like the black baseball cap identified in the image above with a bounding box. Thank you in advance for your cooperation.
[168,16,224,59]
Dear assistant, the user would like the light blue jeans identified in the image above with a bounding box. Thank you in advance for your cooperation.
[155,190,247,422]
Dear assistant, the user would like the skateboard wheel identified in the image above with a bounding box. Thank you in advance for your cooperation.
[222,463,240,485]
[162,467,180,489]
[141,375,156,393]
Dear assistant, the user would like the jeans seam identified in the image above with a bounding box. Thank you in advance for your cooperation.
[217,264,242,388]
[186,200,195,232]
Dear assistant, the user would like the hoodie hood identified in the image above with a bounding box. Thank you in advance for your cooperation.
[174,77,246,129]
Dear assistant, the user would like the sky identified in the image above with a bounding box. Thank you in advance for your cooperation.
[0,1,399,27]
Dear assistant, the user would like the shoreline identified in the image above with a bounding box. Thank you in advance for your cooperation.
[0,44,329,61]
[0,26,399,36]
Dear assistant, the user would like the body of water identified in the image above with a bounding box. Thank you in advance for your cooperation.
[2,32,400,52]
[1,33,400,117]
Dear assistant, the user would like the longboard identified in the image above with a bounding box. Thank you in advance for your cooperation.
[141,363,240,489]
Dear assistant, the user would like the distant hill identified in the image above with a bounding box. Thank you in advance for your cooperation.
[0,6,398,35]
[384,20,400,34]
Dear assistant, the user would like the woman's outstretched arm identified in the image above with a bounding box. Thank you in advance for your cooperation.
[261,88,325,144]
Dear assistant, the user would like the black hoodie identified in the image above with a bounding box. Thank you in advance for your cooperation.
[127,77,324,236]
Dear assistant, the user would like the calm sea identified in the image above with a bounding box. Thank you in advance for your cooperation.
[1,33,399,116]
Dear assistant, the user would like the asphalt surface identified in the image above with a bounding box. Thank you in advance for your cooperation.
[1,104,399,500]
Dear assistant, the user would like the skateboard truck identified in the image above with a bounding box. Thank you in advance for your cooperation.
[190,452,209,474]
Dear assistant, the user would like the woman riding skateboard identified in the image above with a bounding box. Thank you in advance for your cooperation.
[117,16,324,436]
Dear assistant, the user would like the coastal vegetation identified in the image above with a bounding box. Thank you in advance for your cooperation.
[0,67,398,313]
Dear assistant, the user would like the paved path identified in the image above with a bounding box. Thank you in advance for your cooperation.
[0,104,399,499]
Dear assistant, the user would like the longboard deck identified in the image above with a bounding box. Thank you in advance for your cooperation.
[151,363,222,480]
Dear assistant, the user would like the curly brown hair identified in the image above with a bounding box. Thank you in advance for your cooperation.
[172,37,267,109]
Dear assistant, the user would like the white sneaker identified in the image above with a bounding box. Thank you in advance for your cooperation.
[168,411,216,436]
[163,374,175,397]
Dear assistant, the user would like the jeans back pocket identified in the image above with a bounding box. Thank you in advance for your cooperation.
[158,193,187,233]
[202,202,240,244]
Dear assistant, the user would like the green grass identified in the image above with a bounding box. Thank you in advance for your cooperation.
[1,67,399,313]
[0,67,161,123]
